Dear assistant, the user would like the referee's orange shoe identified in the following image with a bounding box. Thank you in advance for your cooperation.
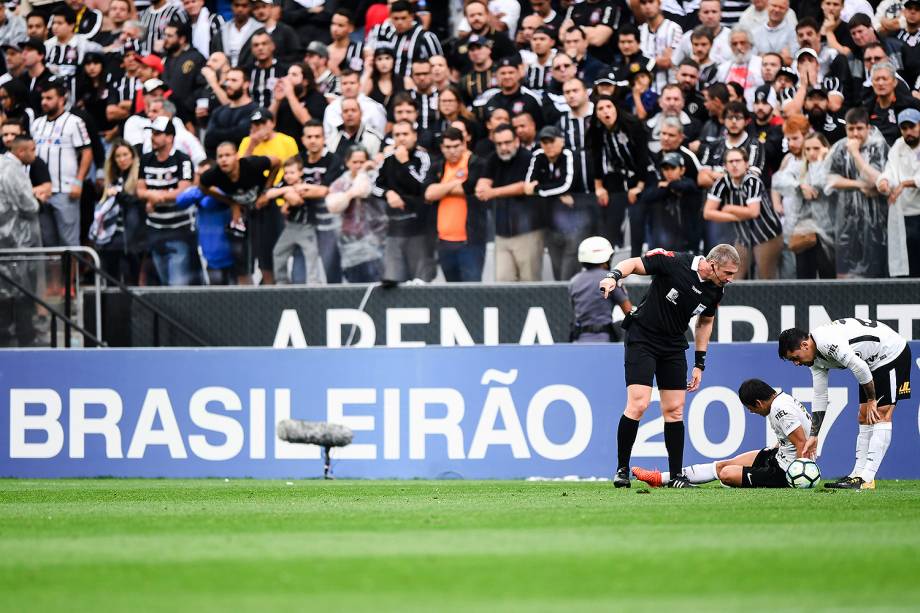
[632,466,663,488]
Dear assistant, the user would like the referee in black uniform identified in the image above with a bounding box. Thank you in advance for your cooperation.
[599,244,741,488]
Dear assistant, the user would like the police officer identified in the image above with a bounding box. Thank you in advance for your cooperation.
[599,243,740,488]
[569,237,632,342]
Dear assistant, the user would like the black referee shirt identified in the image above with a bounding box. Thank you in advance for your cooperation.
[628,250,723,349]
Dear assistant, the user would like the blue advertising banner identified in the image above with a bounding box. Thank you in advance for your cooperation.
[1,343,917,479]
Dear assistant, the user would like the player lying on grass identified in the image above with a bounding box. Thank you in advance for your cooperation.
[632,379,810,488]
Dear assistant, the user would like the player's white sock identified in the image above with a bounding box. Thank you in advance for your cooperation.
[683,461,718,484]
[849,425,871,478]
[860,422,892,483]
[660,471,670,484]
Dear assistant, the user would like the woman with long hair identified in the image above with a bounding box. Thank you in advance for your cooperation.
[270,62,326,148]
[436,83,479,142]
[0,79,33,128]
[74,52,116,143]
[362,45,410,109]
[90,139,146,284]
[589,95,649,257]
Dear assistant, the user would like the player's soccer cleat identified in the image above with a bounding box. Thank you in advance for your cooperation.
[668,473,696,488]
[835,477,868,490]
[824,476,857,489]
[631,466,663,487]
[860,480,876,490]
[613,467,631,488]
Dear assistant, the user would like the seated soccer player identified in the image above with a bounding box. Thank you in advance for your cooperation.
[632,379,810,488]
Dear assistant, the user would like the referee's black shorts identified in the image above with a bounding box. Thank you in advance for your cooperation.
[624,339,687,390]
[859,345,912,406]
[740,448,789,488]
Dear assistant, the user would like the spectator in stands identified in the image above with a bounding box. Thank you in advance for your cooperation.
[511,111,538,152]
[877,108,920,277]
[362,45,408,110]
[637,0,683,95]
[716,26,764,109]
[590,95,648,257]
[436,83,478,143]
[221,0,260,67]
[563,26,605,85]
[476,123,544,282]
[481,55,544,129]
[269,156,323,285]
[826,107,890,278]
[136,117,197,286]
[323,67,387,140]
[385,1,443,78]
[203,67,257,157]
[704,147,783,279]
[674,1,731,65]
[252,0,300,65]
[866,61,920,145]
[181,0,224,58]
[270,63,326,152]
[327,9,363,75]
[305,41,337,96]
[424,127,486,282]
[162,22,206,126]
[792,132,836,279]
[642,151,697,251]
[326,145,385,283]
[296,120,343,284]
[646,83,699,153]
[176,158,235,285]
[327,97,384,161]
[752,0,797,63]
[374,119,432,282]
[92,140,144,285]
[770,114,810,278]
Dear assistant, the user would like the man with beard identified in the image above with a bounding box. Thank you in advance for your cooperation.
[715,26,764,109]
[676,59,708,122]
[646,83,700,153]
[162,22,206,126]
[476,123,544,281]
[825,106,890,278]
[203,67,258,157]
[877,108,920,276]
[866,61,920,145]
[451,0,516,74]
[522,25,557,93]
[803,87,847,143]
[750,85,784,175]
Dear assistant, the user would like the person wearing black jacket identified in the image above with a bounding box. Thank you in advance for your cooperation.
[526,125,583,280]
[641,152,699,252]
[424,127,488,282]
[374,120,433,282]
[475,123,545,281]
[590,95,649,257]
[162,22,207,126]
[282,0,331,45]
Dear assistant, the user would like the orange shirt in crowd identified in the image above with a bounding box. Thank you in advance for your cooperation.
[437,150,470,243]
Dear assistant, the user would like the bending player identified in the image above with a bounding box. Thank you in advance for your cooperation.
[633,379,810,488]
[778,318,911,490]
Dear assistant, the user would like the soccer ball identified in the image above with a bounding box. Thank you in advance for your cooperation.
[786,458,821,489]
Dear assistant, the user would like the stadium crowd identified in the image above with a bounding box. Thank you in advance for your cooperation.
[2,0,920,286]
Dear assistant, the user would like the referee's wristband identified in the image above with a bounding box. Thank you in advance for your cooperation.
[694,351,706,371]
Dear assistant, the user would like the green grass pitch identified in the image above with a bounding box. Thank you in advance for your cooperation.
[1,479,919,612]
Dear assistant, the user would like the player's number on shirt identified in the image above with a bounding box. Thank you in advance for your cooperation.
[836,318,877,328]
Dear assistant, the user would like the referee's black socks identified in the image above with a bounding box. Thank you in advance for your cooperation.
[664,421,685,478]
[617,415,640,470]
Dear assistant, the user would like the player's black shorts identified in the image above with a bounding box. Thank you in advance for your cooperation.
[859,345,913,406]
[624,338,687,390]
[740,447,789,488]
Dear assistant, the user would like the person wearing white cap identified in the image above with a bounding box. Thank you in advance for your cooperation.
[876,107,920,276]
[568,236,631,343]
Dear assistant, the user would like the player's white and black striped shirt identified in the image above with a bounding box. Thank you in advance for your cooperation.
[45,35,103,103]
[391,24,443,77]
[140,1,187,55]
[411,89,439,131]
[32,111,91,193]
[639,18,683,93]
[339,40,365,72]
[249,59,285,110]
[557,107,593,193]
[707,172,781,246]
[140,149,195,232]
[720,0,749,25]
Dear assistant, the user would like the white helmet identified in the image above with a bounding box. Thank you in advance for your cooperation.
[577,236,614,264]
